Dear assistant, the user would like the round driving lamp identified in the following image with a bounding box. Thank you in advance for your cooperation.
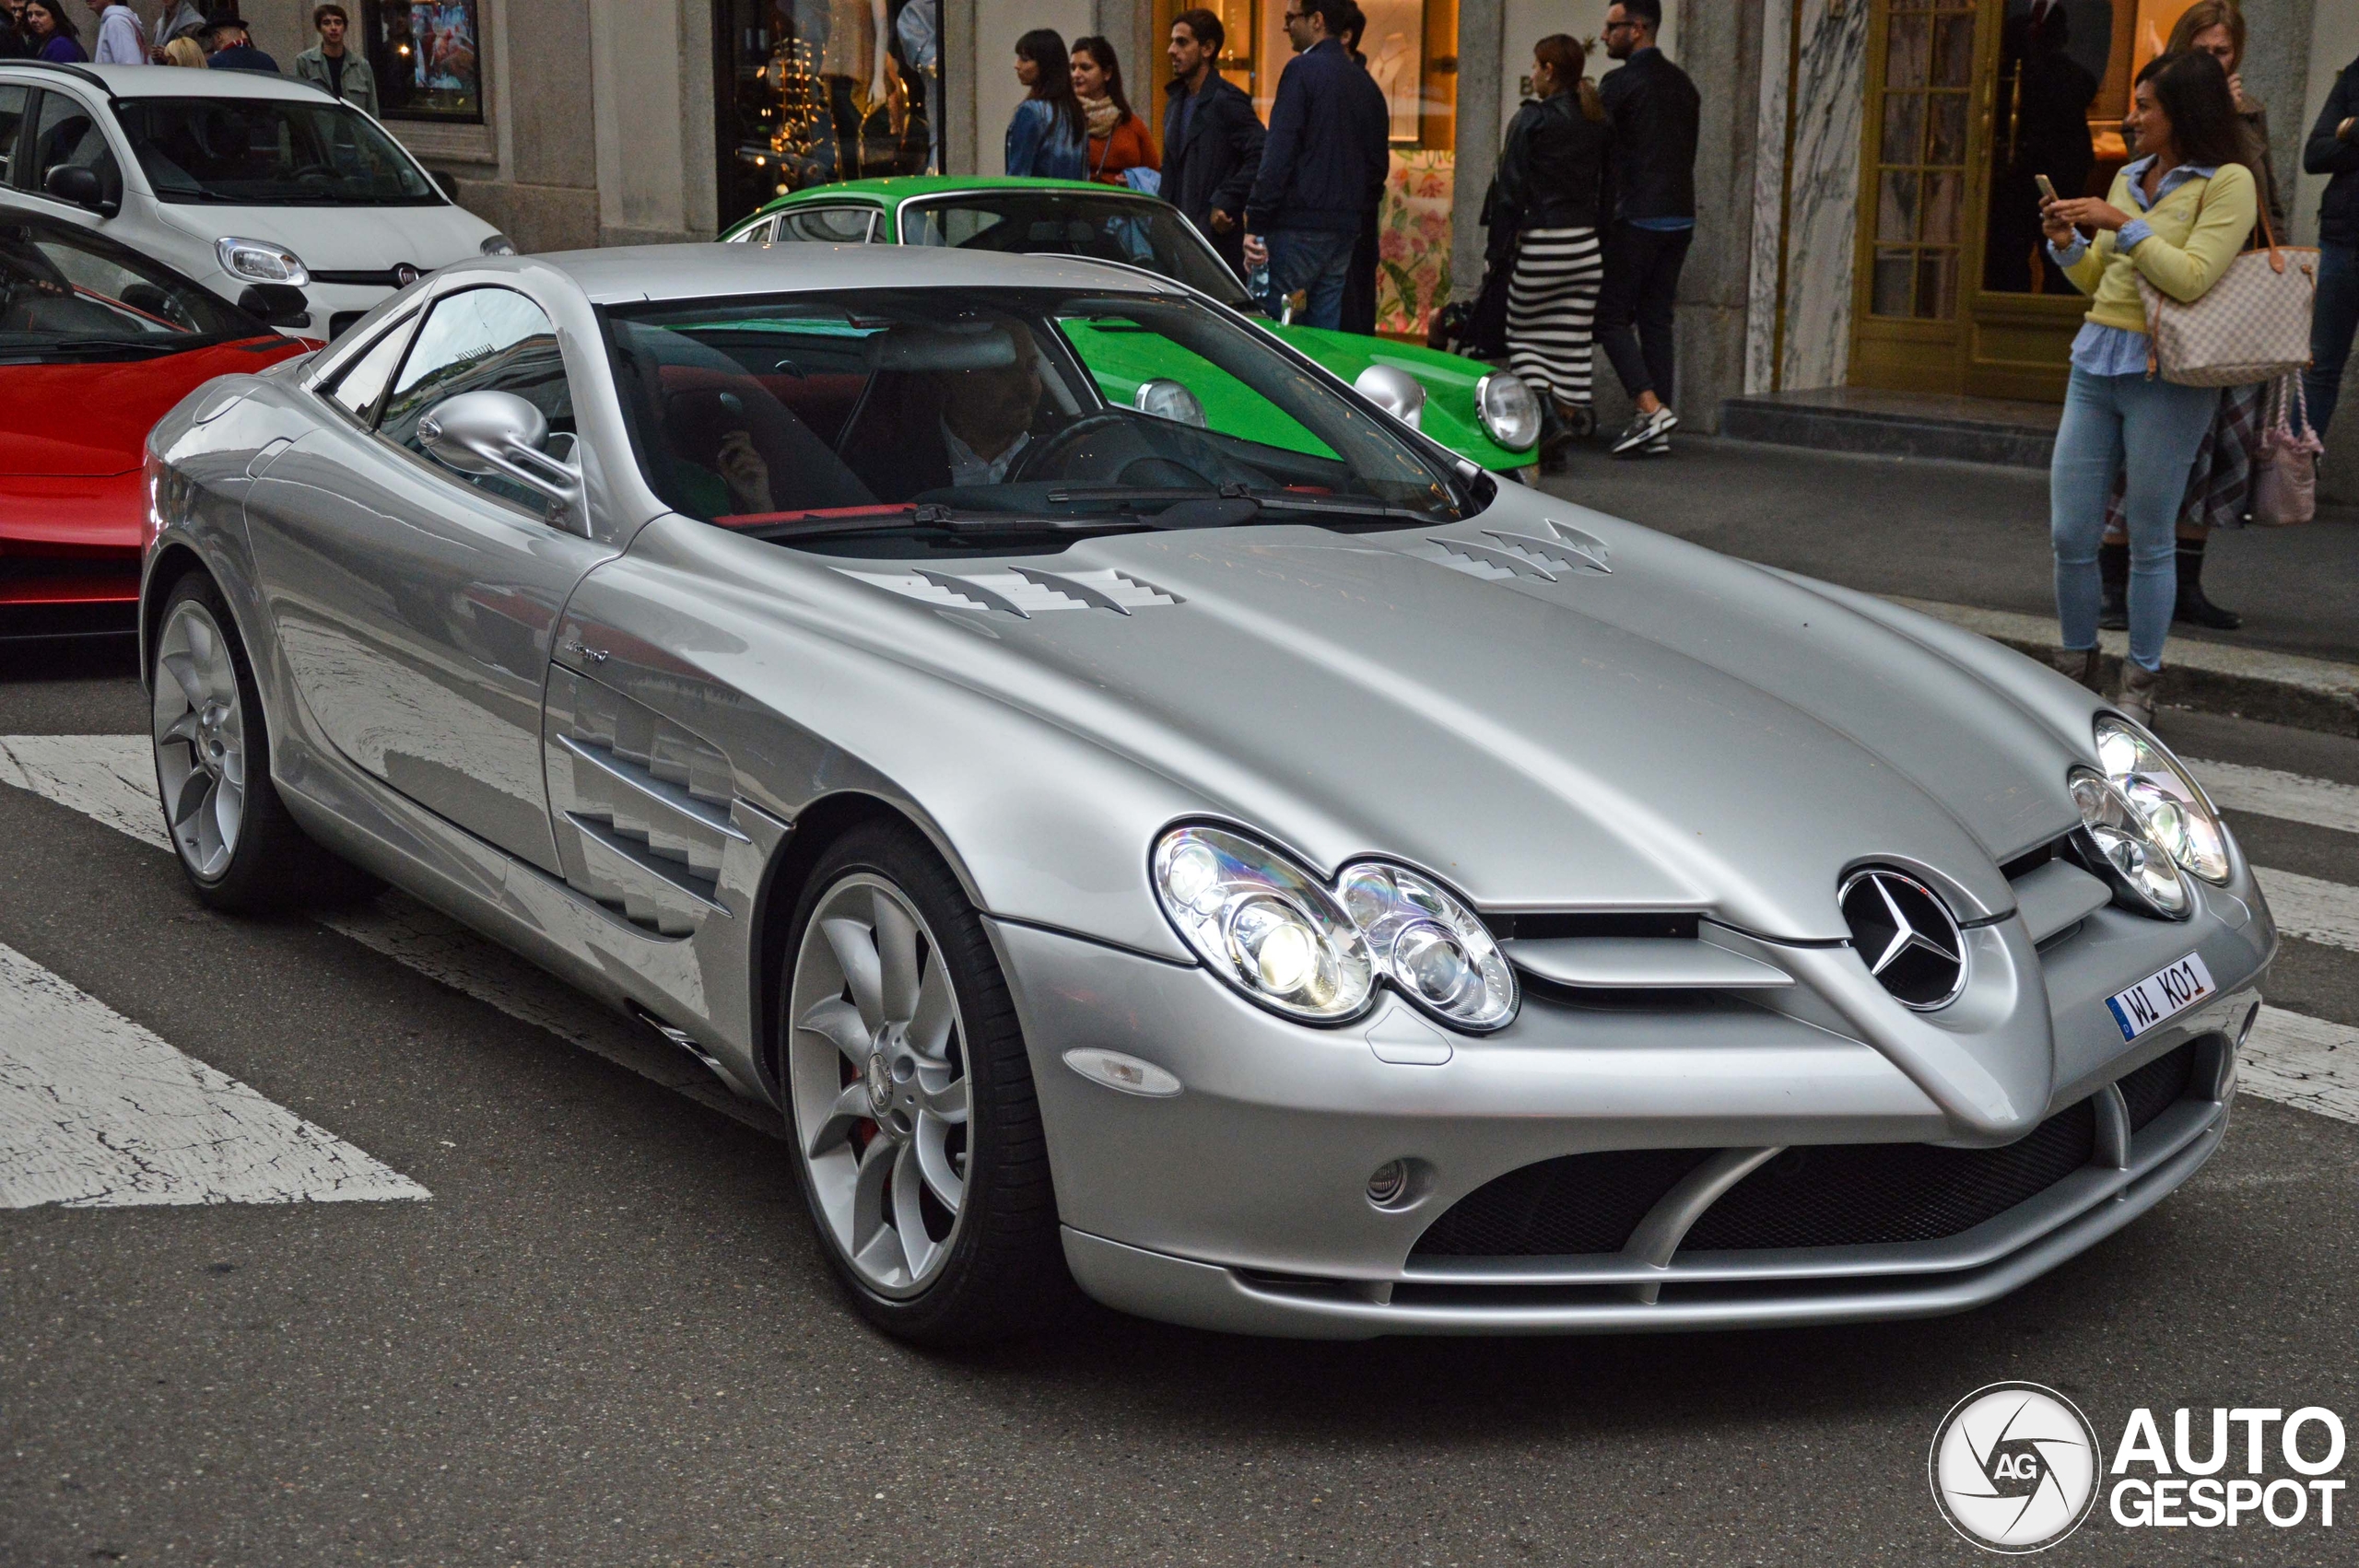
[1474,370,1543,451]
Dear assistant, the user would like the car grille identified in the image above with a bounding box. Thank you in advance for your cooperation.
[1409,1148,1712,1257]
[2118,1041,2198,1132]
[1676,1099,2098,1251]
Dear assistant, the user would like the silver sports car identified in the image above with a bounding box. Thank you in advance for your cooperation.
[140,244,2273,1342]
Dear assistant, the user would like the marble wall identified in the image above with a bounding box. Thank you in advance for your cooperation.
[1744,0,1872,393]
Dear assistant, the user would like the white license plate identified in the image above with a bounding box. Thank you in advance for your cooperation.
[2106,953,2215,1042]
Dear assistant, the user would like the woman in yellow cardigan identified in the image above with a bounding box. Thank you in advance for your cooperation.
[2041,50,2256,723]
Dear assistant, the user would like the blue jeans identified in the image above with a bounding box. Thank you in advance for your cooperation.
[2051,368,2220,672]
[1262,228,1356,329]
[2304,242,2357,438]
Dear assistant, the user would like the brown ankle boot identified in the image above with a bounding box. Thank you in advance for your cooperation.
[2117,661,2162,725]
[2052,647,2102,693]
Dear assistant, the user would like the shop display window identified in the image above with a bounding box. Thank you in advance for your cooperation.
[362,1,484,123]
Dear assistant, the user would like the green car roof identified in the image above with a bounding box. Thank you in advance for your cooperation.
[730,177,1534,470]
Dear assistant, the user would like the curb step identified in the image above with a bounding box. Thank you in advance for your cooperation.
[1890,597,2359,738]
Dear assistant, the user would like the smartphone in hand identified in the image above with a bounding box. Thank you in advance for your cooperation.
[2034,173,2059,205]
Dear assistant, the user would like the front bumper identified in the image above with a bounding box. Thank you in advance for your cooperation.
[989,874,2269,1339]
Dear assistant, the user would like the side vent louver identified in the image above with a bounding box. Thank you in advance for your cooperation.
[546,670,743,937]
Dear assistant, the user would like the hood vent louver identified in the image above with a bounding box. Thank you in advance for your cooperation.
[1415,519,1613,584]
[839,566,1182,617]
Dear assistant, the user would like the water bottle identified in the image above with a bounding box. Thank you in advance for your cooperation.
[1247,260,1271,315]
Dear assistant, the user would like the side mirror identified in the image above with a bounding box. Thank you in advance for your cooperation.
[418,389,583,512]
[235,283,311,327]
[44,164,115,216]
[1353,363,1427,431]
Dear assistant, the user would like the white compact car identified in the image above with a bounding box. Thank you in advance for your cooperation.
[0,62,510,338]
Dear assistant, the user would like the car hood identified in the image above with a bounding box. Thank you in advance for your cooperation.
[816,499,2089,943]
[0,339,302,477]
[151,202,492,272]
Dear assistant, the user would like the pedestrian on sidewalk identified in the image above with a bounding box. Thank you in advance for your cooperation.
[2095,1,2288,635]
[22,2,85,63]
[90,0,144,64]
[156,31,198,65]
[149,1,205,49]
[1241,0,1388,330]
[294,5,378,115]
[1595,0,1697,458]
[2043,51,2255,724]
[201,12,276,74]
[1498,34,1611,474]
[1070,36,1157,189]
[2304,48,2359,438]
[1161,9,1263,286]
[1004,29,1087,181]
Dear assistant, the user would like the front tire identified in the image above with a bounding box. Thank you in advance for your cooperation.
[150,573,378,912]
[780,822,1070,1344]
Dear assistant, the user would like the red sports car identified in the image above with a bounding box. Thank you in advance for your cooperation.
[2,213,309,640]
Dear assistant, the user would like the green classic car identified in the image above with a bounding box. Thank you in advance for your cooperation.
[718,176,1542,476]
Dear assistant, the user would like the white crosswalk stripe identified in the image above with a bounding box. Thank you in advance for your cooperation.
[0,734,776,1136]
[0,941,427,1209]
[4,736,2356,1131]
[2189,757,2359,837]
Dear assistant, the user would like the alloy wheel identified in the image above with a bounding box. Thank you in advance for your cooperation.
[152,599,248,881]
[787,873,972,1297]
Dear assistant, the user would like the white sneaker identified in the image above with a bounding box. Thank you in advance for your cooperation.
[1611,405,1678,454]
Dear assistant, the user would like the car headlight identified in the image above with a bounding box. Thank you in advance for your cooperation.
[1152,826,1518,1031]
[480,233,518,256]
[2094,715,2230,883]
[216,237,309,287]
[1474,369,1542,451]
[1134,378,1206,427]
[1353,363,1426,430]
[1336,862,1517,1030]
[2069,767,2191,919]
[1153,826,1374,1023]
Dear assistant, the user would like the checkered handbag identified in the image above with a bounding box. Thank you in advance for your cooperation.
[2139,205,2318,387]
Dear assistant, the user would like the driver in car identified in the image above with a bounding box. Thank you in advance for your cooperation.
[934,315,1045,486]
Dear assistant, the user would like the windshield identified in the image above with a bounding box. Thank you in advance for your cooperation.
[114,97,440,205]
[603,286,1464,556]
[903,193,1256,310]
[0,220,265,359]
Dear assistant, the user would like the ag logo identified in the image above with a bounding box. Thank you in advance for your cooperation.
[1930,1382,2103,1552]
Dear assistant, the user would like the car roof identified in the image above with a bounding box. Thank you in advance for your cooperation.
[0,62,335,102]
[518,241,1185,307]
[760,175,1126,214]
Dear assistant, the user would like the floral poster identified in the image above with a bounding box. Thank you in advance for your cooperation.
[1376,149,1454,337]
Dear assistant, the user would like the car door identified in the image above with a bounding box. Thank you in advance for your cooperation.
[12,88,123,230]
[0,85,32,194]
[242,285,618,873]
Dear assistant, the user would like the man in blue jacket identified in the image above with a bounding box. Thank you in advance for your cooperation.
[1241,0,1387,329]
[2305,52,2359,438]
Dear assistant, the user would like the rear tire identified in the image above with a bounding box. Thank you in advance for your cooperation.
[779,821,1073,1344]
[149,573,381,913]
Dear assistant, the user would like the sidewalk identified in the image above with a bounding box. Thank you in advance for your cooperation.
[1538,435,2359,734]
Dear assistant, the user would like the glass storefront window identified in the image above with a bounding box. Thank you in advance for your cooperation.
[717,2,945,231]
[361,1,484,123]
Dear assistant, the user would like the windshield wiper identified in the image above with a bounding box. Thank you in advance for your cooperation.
[0,337,194,359]
[1046,485,1438,524]
[741,503,1158,544]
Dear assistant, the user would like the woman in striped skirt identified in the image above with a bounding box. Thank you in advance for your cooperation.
[1496,35,1612,471]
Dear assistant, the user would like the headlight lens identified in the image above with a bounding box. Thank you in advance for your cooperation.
[2069,767,2191,919]
[2094,715,2230,883]
[216,237,309,287]
[1152,827,1374,1022]
[1474,370,1542,451]
[1151,826,1518,1030]
[480,233,519,256]
[1337,862,1518,1030]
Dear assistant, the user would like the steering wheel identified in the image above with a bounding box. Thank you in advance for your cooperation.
[1005,411,1138,485]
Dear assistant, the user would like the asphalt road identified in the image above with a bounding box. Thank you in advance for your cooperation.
[4,641,2358,1567]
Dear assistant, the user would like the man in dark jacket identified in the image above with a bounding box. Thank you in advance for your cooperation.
[1241,0,1387,330]
[203,13,279,74]
[1594,0,1697,456]
[2304,52,2359,437]
[1162,9,1265,285]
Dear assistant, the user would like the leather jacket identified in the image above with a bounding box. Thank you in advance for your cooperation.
[1496,90,1610,231]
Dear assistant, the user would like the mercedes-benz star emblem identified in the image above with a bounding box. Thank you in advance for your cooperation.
[1840,868,1967,1010]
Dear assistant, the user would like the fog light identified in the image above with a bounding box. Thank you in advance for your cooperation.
[1367,1160,1409,1206]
